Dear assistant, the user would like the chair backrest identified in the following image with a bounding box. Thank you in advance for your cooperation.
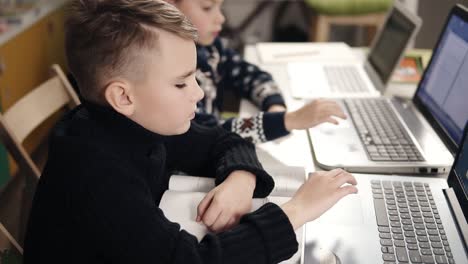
[0,64,80,180]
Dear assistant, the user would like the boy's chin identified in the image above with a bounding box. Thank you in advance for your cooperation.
[197,38,215,46]
[172,122,192,135]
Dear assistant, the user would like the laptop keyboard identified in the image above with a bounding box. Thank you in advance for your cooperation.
[372,180,455,264]
[324,66,369,93]
[345,98,425,162]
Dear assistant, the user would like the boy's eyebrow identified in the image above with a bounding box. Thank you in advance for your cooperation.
[176,69,196,79]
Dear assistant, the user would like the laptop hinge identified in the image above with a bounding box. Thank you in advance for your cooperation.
[443,187,468,251]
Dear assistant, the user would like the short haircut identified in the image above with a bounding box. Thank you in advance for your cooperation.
[65,0,198,104]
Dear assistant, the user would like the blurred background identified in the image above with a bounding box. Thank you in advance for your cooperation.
[220,0,468,51]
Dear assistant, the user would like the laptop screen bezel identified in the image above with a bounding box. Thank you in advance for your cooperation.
[447,122,468,221]
[366,1,422,90]
[366,1,422,86]
[412,4,468,155]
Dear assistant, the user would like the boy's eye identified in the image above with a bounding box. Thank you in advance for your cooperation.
[175,83,187,89]
[202,5,213,12]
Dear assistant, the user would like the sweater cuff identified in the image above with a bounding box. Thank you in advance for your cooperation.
[261,94,286,111]
[214,141,274,198]
[242,203,298,263]
[263,112,290,141]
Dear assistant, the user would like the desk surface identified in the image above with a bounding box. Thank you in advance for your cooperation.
[242,44,317,174]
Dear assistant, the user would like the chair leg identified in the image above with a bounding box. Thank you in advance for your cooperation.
[315,15,330,42]
[18,173,36,245]
[308,15,317,42]
[366,25,378,46]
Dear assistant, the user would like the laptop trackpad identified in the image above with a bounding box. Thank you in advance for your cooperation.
[304,191,379,264]
[314,194,365,225]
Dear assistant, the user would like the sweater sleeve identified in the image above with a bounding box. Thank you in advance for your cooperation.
[213,39,286,111]
[82,161,298,264]
[165,122,274,197]
[222,112,290,144]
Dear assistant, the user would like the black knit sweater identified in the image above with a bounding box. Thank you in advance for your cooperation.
[23,102,298,264]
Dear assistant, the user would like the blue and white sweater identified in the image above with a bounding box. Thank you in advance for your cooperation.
[195,38,290,144]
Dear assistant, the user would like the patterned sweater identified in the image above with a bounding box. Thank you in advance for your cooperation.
[195,38,290,144]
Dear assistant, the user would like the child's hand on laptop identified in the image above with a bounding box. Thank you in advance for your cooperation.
[196,170,256,233]
[281,169,358,230]
[284,99,347,131]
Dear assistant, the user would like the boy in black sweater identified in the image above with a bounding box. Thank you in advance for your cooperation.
[23,1,358,263]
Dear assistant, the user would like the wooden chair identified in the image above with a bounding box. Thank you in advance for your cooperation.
[0,64,80,180]
[0,64,80,246]
[0,222,23,262]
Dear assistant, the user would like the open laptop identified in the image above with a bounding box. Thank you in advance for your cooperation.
[308,4,468,174]
[287,1,422,99]
[303,122,468,264]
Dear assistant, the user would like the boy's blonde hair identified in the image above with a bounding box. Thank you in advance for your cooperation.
[65,0,198,104]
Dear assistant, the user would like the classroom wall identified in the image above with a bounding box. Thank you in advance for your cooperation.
[415,0,468,49]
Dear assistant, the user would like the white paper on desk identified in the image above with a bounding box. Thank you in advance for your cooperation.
[159,190,303,264]
[169,165,306,197]
[256,42,357,64]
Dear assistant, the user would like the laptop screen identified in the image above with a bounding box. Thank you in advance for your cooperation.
[414,6,468,153]
[368,5,418,84]
[448,122,468,220]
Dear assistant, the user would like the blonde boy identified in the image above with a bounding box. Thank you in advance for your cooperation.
[167,0,347,144]
[24,1,357,263]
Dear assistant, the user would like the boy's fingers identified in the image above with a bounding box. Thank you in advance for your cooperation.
[323,117,339,125]
[333,110,347,120]
[225,217,237,230]
[210,212,231,233]
[197,191,215,222]
[327,168,346,178]
[203,204,222,227]
[333,172,358,187]
[327,105,347,119]
[337,185,359,198]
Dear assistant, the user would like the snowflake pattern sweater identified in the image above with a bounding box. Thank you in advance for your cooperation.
[195,38,290,144]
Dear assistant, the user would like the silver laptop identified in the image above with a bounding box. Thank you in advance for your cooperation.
[308,4,468,174]
[304,120,468,264]
[287,1,422,99]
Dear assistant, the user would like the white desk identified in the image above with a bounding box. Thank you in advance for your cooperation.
[241,44,321,175]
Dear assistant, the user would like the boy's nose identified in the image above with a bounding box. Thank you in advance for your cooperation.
[216,11,225,25]
[193,82,204,102]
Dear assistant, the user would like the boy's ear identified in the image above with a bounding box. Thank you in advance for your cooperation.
[104,81,135,117]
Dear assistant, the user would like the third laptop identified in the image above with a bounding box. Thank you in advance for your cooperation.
[287,1,422,99]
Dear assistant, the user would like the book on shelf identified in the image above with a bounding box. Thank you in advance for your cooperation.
[0,2,37,25]
[160,165,307,264]
[391,55,424,84]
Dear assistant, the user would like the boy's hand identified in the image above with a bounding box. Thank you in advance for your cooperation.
[284,99,347,131]
[281,169,358,230]
[197,170,256,233]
